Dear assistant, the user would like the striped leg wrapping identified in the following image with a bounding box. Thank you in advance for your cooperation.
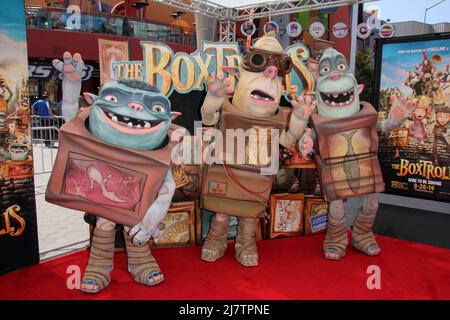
[235,217,259,267]
[82,227,115,292]
[352,212,379,255]
[201,215,230,261]
[323,217,348,259]
[124,232,163,286]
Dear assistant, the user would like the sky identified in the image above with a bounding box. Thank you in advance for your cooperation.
[0,0,27,42]
[367,0,450,24]
[0,1,29,97]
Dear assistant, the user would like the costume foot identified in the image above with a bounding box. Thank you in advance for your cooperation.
[235,217,259,267]
[352,210,380,257]
[353,241,381,257]
[124,231,164,286]
[128,263,165,286]
[80,278,106,294]
[367,244,381,256]
[324,247,345,261]
[201,248,223,262]
[323,201,348,262]
[236,253,259,267]
[80,227,115,294]
[201,215,230,263]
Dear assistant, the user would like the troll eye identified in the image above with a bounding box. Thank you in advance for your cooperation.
[104,95,118,103]
[337,63,346,71]
[153,105,165,113]
[321,66,330,74]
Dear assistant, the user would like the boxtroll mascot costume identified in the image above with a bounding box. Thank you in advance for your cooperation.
[200,32,314,266]
[46,52,184,293]
[297,48,414,260]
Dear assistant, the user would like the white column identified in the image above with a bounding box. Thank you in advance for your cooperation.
[349,3,359,74]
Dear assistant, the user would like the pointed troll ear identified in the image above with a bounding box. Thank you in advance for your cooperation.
[170,111,182,121]
[358,84,365,94]
[83,92,98,105]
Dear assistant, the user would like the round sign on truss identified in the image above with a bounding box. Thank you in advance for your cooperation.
[332,22,348,38]
[241,21,256,37]
[357,22,371,39]
[309,21,325,38]
[287,21,302,37]
[379,23,395,38]
[263,21,279,34]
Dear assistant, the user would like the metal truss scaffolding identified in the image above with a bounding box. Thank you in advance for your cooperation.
[219,17,236,42]
[232,0,376,20]
[158,0,378,21]
[157,0,378,41]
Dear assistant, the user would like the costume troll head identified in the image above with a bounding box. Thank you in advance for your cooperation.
[83,80,180,150]
[316,48,363,119]
[229,31,292,118]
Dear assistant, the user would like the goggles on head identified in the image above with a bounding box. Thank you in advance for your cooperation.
[242,47,293,76]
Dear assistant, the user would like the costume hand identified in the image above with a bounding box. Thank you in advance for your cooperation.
[292,95,317,120]
[298,128,314,159]
[127,170,175,246]
[52,51,85,121]
[207,72,234,98]
[389,95,415,122]
[128,221,159,246]
[52,51,84,83]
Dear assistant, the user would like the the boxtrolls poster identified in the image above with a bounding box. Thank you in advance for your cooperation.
[376,35,450,202]
[0,0,39,274]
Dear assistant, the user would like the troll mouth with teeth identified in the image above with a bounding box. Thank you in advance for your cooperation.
[316,49,363,119]
[319,88,355,107]
[84,79,180,151]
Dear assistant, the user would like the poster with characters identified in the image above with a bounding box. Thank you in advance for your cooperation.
[375,35,450,202]
[98,38,129,85]
[0,0,39,274]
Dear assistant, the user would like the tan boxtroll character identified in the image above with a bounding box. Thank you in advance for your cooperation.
[200,32,315,266]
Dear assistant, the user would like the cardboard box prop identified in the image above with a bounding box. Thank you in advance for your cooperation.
[46,107,182,227]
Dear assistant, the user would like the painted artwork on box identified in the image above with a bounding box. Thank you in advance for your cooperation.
[64,158,143,210]
[152,202,195,248]
[269,194,304,238]
[273,199,303,232]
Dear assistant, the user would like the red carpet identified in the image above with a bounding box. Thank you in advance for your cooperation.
[1,235,450,300]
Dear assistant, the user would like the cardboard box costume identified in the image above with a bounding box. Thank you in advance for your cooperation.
[201,99,288,217]
[46,107,182,227]
[310,102,385,201]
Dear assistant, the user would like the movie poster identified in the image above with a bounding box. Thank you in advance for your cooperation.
[0,0,40,274]
[98,38,129,85]
[376,35,450,202]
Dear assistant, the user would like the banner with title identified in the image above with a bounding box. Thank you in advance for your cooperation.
[110,41,316,101]
[375,35,450,202]
[0,0,40,274]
